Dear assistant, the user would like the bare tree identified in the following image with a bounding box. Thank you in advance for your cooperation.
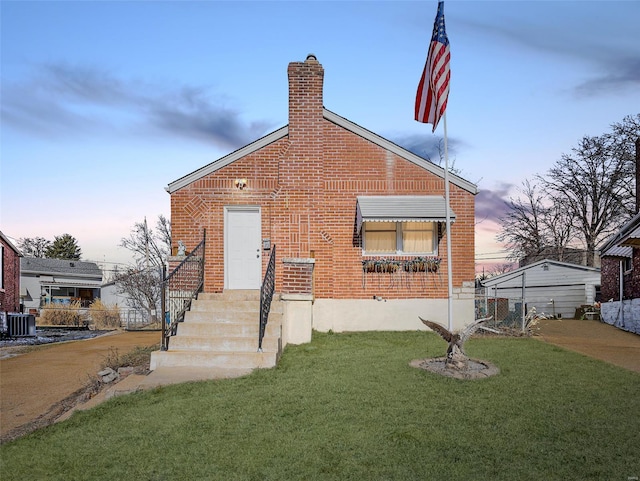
[498,114,638,267]
[18,237,51,258]
[487,263,515,277]
[120,215,171,268]
[112,266,163,324]
[431,137,462,176]
[607,114,639,215]
[544,202,578,263]
[116,215,171,323]
[496,180,550,261]
[541,115,638,266]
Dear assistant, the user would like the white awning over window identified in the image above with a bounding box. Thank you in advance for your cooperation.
[621,225,640,247]
[356,195,455,232]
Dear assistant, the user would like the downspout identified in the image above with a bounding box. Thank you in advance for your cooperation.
[493,285,498,321]
[619,259,624,328]
[521,271,526,332]
[484,284,488,319]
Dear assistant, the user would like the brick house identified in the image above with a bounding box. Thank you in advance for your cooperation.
[599,137,639,334]
[166,55,478,345]
[1,231,22,315]
[20,257,103,314]
[599,212,640,334]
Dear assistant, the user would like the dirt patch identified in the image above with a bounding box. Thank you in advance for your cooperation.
[410,357,500,379]
[0,330,159,443]
[533,318,640,373]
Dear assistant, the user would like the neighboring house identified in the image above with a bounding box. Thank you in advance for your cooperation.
[100,281,148,328]
[519,247,600,269]
[481,259,601,320]
[21,257,102,314]
[1,231,22,314]
[166,55,478,342]
[599,211,640,334]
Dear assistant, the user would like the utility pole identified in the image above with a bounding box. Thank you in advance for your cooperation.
[144,216,150,272]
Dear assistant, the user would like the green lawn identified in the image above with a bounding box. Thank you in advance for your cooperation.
[1,331,639,480]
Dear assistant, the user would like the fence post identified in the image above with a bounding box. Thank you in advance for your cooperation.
[521,271,526,333]
[161,264,167,351]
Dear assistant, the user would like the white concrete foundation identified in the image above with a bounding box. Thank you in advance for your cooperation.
[280,283,477,341]
[311,297,474,333]
[281,294,313,345]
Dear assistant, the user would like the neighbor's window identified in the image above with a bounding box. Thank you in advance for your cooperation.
[363,221,436,254]
[623,257,633,273]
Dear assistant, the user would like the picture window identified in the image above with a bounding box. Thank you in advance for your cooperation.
[363,221,436,255]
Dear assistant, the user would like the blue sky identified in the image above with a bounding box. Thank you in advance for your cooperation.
[1,0,639,273]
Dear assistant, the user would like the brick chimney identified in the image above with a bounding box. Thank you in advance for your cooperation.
[281,54,325,194]
[287,54,324,145]
[278,55,325,258]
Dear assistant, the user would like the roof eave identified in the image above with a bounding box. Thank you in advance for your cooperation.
[598,211,640,254]
[165,109,480,196]
[165,126,289,194]
[0,231,22,256]
[481,258,601,287]
[323,109,478,195]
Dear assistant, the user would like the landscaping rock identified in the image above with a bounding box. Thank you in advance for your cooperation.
[97,367,119,383]
[117,366,134,377]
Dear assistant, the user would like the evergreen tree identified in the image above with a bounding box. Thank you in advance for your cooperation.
[45,234,82,260]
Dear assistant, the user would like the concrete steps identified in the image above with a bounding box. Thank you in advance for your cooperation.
[150,350,278,369]
[150,290,282,373]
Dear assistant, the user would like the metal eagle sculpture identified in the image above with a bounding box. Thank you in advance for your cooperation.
[419,316,492,370]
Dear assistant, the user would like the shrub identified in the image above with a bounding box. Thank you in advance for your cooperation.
[100,344,159,372]
[39,301,86,326]
[88,299,121,330]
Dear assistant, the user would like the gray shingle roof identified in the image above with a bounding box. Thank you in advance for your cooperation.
[20,257,102,278]
[599,211,640,254]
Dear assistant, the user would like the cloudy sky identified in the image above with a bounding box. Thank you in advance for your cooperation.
[1,0,639,275]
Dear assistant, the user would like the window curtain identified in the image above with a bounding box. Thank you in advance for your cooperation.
[364,221,436,254]
[402,222,434,253]
[365,222,396,253]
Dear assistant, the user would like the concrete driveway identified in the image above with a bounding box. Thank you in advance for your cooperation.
[534,318,640,373]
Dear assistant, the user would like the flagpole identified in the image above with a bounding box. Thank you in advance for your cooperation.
[443,112,453,331]
[414,0,452,329]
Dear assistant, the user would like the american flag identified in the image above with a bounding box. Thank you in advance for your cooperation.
[415,1,450,132]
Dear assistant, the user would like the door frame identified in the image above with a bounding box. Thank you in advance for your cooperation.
[224,205,262,290]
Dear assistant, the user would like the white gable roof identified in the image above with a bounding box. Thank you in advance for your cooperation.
[482,259,601,288]
[599,211,640,254]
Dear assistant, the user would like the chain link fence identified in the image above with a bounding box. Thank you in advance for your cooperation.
[119,307,165,331]
[475,293,526,333]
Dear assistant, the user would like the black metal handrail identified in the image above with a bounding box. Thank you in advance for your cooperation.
[161,231,206,350]
[258,245,276,351]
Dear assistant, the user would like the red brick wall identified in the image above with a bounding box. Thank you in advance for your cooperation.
[169,56,476,300]
[601,250,640,301]
[282,259,315,295]
[1,238,21,313]
[170,123,475,299]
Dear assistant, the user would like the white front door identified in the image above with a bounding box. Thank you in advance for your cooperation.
[225,207,262,289]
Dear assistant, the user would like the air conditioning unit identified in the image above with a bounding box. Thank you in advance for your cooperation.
[6,313,36,337]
